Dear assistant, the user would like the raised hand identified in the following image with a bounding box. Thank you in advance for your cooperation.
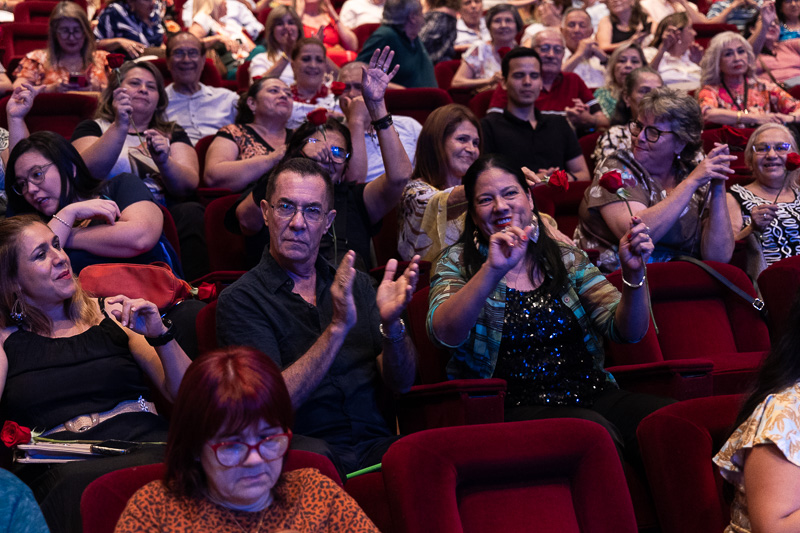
[688,42,704,64]
[618,216,653,275]
[362,46,399,104]
[486,225,532,275]
[330,250,358,332]
[106,295,166,337]
[6,83,44,119]
[340,94,371,129]
[112,86,132,127]
[688,143,736,187]
[521,166,543,190]
[376,256,420,325]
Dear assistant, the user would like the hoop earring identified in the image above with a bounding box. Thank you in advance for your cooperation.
[473,229,482,252]
[10,298,25,325]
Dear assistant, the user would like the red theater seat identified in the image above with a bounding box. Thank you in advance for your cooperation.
[0,92,98,139]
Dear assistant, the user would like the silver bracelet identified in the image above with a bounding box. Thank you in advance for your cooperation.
[51,215,71,228]
[379,318,406,343]
[621,272,645,289]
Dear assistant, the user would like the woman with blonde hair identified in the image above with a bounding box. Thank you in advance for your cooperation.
[593,43,646,119]
[12,1,110,93]
[698,31,800,126]
[189,0,255,79]
[248,6,303,84]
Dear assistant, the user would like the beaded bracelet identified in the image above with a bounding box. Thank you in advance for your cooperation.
[51,215,71,228]
[371,114,393,131]
[379,318,406,343]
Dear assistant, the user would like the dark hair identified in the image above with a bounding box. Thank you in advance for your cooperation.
[286,115,352,163]
[96,61,175,135]
[610,66,662,125]
[457,154,568,292]
[235,76,288,124]
[5,131,103,216]
[428,0,461,10]
[264,157,334,209]
[166,31,206,57]
[651,12,689,48]
[732,289,800,433]
[290,37,326,60]
[164,347,294,498]
[485,3,524,34]
[412,103,482,190]
[501,46,541,78]
[777,0,795,23]
[609,0,648,28]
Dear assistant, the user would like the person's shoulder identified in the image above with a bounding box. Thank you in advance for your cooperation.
[392,114,422,132]
[218,267,265,303]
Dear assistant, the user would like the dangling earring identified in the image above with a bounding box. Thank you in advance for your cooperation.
[10,298,25,325]
[473,228,482,251]
[529,212,540,243]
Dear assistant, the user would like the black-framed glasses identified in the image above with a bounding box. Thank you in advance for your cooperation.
[56,27,82,39]
[629,121,675,143]
[752,142,792,154]
[208,433,291,467]
[305,138,349,162]
[270,202,328,224]
[12,163,55,196]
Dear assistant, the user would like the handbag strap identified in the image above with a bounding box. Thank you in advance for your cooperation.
[671,255,765,313]
[758,57,789,91]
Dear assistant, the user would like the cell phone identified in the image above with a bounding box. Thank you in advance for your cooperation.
[90,440,141,456]
[68,73,87,87]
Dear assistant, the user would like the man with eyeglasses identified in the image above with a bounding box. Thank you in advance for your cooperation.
[164,32,238,145]
[217,156,420,477]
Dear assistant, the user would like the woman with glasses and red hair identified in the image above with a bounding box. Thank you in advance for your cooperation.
[575,86,737,273]
[115,346,379,532]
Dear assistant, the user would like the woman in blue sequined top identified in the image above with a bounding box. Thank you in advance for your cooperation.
[427,153,672,461]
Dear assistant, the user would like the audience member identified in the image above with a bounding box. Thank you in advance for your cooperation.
[777,0,800,38]
[531,28,608,134]
[451,4,521,93]
[593,66,664,162]
[576,87,735,272]
[398,104,480,262]
[596,0,653,53]
[204,77,291,191]
[0,215,191,531]
[454,0,490,53]
[520,0,570,45]
[645,12,703,91]
[248,6,303,85]
[295,0,358,65]
[481,48,590,181]
[583,0,611,30]
[164,32,239,145]
[727,124,800,277]
[286,38,341,128]
[561,7,608,88]
[181,0,265,40]
[115,347,380,532]
[427,153,672,464]
[706,0,761,31]
[641,0,705,24]
[217,157,420,476]
[6,132,178,273]
[188,0,255,79]
[355,0,436,88]
[419,0,460,64]
[94,0,166,59]
[594,43,646,118]
[337,61,422,182]
[698,31,800,126]
[1,84,36,217]
[12,1,110,93]
[750,12,800,88]
[0,469,49,533]
[339,0,385,29]
[715,291,800,533]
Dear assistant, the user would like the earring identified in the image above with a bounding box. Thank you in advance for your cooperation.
[473,228,482,252]
[10,298,25,325]
[529,212,540,243]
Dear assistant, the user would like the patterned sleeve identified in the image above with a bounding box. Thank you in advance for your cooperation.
[586,152,651,210]
[12,52,46,86]
[765,80,800,113]
[461,43,484,77]
[697,85,723,114]
[398,180,451,262]
[426,245,471,349]
[114,482,165,533]
[303,470,381,532]
[592,128,621,164]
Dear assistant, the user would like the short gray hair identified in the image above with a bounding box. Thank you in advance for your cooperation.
[382,0,422,25]
[638,86,702,167]
[700,32,756,87]
[744,124,799,170]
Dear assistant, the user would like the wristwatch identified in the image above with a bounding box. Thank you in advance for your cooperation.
[145,318,175,346]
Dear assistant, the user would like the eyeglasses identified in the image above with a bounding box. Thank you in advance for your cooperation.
[12,163,55,196]
[269,202,328,224]
[56,27,83,39]
[752,142,792,154]
[208,433,291,467]
[305,138,349,162]
[171,48,201,60]
[629,121,675,143]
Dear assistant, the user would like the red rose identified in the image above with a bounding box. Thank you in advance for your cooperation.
[106,53,126,70]
[548,169,569,192]
[599,170,624,193]
[1,421,31,447]
[497,46,512,59]
[787,152,800,171]
[307,108,328,126]
[330,81,346,97]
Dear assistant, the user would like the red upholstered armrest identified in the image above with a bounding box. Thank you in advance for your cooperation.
[606,360,714,400]
[395,378,507,434]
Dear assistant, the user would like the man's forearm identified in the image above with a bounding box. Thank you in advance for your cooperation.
[282,323,350,408]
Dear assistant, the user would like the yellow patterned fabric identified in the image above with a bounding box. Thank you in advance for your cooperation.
[714,382,800,533]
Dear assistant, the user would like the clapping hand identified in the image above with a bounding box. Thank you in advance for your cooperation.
[362,46,399,104]
[106,295,167,338]
[376,256,420,325]
[330,250,358,332]
[689,143,736,187]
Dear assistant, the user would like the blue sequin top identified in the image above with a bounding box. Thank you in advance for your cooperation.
[495,286,610,408]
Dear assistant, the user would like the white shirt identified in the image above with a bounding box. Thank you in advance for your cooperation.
[640,0,699,23]
[183,0,264,39]
[165,83,239,145]
[363,114,422,182]
[584,2,610,31]
[455,18,490,49]
[339,0,385,29]
[248,52,295,85]
[288,96,341,130]
[563,48,606,88]
[643,47,701,92]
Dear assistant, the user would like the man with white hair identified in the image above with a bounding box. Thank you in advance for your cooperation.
[561,8,607,88]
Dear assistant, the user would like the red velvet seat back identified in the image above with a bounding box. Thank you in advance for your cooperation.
[195,134,215,181]
[0,23,49,70]
[203,194,249,272]
[531,180,591,238]
[606,261,769,395]
[407,286,450,385]
[579,130,602,177]
[758,255,800,343]
[385,88,453,126]
[81,451,343,533]
[148,57,225,88]
[468,89,493,120]
[13,1,58,24]
[354,23,380,50]
[693,23,739,48]
[0,93,98,139]
[382,419,637,533]
[637,394,742,533]
[195,298,218,355]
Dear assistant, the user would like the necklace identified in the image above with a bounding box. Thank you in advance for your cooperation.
[720,77,748,112]
[223,505,268,533]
